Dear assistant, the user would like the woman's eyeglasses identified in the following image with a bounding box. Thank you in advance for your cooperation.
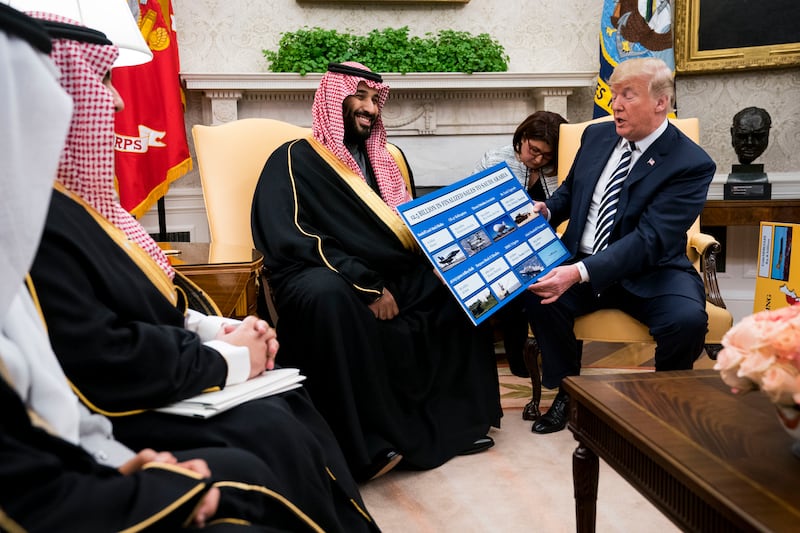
[523,141,553,162]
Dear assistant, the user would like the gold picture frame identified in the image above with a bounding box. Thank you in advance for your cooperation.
[675,0,800,74]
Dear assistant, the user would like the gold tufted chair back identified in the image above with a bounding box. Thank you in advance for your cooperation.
[192,118,311,249]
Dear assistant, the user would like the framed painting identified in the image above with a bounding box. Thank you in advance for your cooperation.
[675,0,800,74]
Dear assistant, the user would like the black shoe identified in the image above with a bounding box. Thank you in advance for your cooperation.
[531,390,570,434]
[459,435,495,455]
[361,449,403,481]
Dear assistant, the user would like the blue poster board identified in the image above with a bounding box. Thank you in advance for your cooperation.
[397,163,569,325]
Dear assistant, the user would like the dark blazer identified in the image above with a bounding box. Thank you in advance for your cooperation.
[546,121,716,301]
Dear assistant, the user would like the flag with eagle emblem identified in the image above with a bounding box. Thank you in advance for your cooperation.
[594,0,676,117]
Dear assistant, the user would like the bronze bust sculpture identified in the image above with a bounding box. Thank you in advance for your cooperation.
[725,106,772,199]
[731,106,771,165]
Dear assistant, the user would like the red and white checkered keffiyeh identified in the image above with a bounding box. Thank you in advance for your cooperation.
[311,61,411,210]
[33,12,174,278]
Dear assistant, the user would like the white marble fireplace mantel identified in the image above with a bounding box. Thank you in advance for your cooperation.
[181,71,597,128]
[181,71,597,187]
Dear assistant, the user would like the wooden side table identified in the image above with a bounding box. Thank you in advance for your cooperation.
[702,199,800,226]
[160,242,263,320]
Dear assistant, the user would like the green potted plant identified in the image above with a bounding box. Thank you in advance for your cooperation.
[262,26,508,74]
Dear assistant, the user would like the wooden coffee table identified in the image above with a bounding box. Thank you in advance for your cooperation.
[563,370,800,532]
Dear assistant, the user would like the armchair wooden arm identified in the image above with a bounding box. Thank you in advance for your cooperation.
[689,230,726,310]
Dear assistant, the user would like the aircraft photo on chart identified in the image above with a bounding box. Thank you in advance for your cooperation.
[460,230,491,257]
[486,215,516,242]
[434,243,467,271]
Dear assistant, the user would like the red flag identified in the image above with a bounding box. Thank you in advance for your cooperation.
[113,0,191,218]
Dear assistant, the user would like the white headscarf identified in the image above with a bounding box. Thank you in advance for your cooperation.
[0,15,70,318]
[0,7,76,439]
[0,10,135,465]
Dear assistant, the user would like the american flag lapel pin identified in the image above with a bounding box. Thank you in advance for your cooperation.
[647,157,655,166]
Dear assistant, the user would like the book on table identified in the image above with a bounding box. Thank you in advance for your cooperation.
[397,162,569,325]
[157,367,306,418]
[754,221,800,312]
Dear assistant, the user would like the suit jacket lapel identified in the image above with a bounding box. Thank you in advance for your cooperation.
[574,127,619,232]
[615,124,677,214]
[623,124,676,187]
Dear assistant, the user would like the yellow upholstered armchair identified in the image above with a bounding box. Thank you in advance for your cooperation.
[191,118,311,324]
[521,116,734,420]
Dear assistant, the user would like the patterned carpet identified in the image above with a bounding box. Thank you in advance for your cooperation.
[361,341,691,532]
[497,340,716,412]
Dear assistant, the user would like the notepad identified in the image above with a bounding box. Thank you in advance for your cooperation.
[156,367,306,418]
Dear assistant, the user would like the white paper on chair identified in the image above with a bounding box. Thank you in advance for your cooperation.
[156,367,306,418]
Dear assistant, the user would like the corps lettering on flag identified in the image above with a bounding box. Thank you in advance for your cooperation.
[113,0,191,218]
[115,125,166,154]
[594,0,675,118]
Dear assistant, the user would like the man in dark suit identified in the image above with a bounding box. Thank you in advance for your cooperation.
[524,57,716,434]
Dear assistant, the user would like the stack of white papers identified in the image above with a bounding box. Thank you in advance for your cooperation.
[157,367,306,418]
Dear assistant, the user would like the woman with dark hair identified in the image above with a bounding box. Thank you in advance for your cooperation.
[475,110,568,201]
[473,110,567,378]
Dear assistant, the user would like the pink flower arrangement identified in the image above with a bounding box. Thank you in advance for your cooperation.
[714,304,800,406]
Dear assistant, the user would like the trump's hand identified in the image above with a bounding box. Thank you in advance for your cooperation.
[527,265,581,304]
[531,201,549,219]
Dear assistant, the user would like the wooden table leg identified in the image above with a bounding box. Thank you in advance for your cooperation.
[573,442,599,533]
[522,336,541,421]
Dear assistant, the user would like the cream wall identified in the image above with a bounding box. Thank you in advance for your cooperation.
[173,0,599,74]
[148,0,800,322]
